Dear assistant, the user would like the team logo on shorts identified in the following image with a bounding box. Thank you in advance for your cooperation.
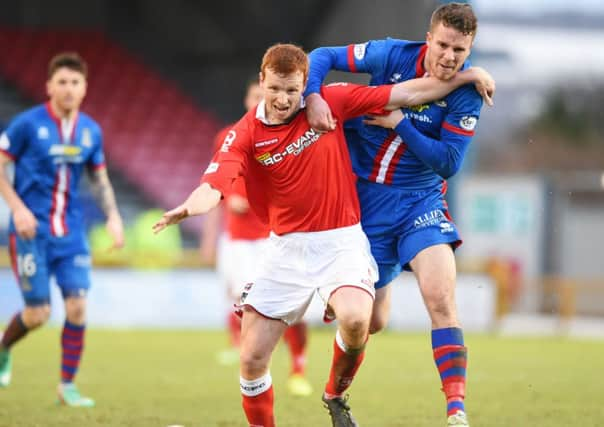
[414,209,445,228]
[240,282,254,304]
[361,268,374,288]
[440,222,454,233]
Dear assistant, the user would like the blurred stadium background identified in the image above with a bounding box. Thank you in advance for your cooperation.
[0,1,603,426]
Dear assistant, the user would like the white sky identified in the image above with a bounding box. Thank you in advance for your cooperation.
[472,0,604,15]
[475,22,604,87]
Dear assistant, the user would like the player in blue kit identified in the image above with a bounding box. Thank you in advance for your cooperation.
[305,3,492,426]
[0,52,124,406]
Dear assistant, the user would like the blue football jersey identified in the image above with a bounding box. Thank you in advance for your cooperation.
[0,103,105,237]
[308,38,483,191]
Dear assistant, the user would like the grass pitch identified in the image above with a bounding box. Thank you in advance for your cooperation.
[0,327,602,426]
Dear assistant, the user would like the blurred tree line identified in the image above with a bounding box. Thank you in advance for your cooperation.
[491,84,604,172]
[533,85,604,148]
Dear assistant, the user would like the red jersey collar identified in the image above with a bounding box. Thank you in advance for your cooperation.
[45,102,79,142]
[415,44,428,78]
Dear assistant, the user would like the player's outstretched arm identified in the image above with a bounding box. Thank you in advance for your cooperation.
[153,183,222,234]
[88,167,124,250]
[386,66,495,110]
[0,152,38,239]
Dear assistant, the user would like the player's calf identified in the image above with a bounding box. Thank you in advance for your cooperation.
[432,328,468,423]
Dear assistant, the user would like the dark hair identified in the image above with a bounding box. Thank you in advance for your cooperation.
[430,2,477,37]
[48,52,88,79]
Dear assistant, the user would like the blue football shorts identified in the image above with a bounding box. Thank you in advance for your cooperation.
[356,178,462,289]
[9,231,92,306]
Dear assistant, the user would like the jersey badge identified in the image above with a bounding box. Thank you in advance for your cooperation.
[37,126,49,139]
[389,73,402,83]
[81,128,92,148]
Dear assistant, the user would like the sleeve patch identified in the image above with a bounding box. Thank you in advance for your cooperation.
[205,162,219,174]
[353,43,368,60]
[459,116,477,131]
[0,133,9,150]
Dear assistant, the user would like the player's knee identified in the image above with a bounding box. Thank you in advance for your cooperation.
[239,349,270,376]
[23,305,51,328]
[338,311,370,340]
[369,314,387,335]
[65,297,87,323]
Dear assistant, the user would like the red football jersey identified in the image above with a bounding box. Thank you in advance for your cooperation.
[202,83,392,235]
[212,126,270,240]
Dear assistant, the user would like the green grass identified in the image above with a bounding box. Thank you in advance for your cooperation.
[0,327,603,426]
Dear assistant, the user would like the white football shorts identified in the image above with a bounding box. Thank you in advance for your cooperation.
[217,234,270,299]
[238,223,378,325]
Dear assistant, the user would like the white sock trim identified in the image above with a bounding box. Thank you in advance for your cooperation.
[240,372,272,397]
[335,329,348,352]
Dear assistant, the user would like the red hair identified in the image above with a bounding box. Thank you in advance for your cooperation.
[260,43,308,81]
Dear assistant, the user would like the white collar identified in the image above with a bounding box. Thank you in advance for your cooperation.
[255,97,306,125]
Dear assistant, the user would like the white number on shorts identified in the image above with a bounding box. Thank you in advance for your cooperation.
[17,253,37,277]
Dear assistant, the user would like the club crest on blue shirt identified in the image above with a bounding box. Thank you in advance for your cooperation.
[37,126,49,139]
[81,128,92,147]
[389,73,402,83]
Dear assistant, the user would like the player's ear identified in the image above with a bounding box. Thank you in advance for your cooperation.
[81,78,88,97]
[46,79,52,98]
[258,71,264,86]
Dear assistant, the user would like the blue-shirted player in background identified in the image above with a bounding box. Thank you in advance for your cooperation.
[0,52,124,407]
[305,3,494,426]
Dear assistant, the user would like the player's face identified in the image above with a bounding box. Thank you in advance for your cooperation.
[260,68,305,124]
[426,22,473,80]
[244,83,263,112]
[46,67,87,114]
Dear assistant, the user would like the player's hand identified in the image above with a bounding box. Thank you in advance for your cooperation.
[468,66,495,107]
[152,205,189,234]
[227,194,249,214]
[363,109,405,129]
[306,93,337,132]
[105,212,125,251]
[13,206,37,239]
